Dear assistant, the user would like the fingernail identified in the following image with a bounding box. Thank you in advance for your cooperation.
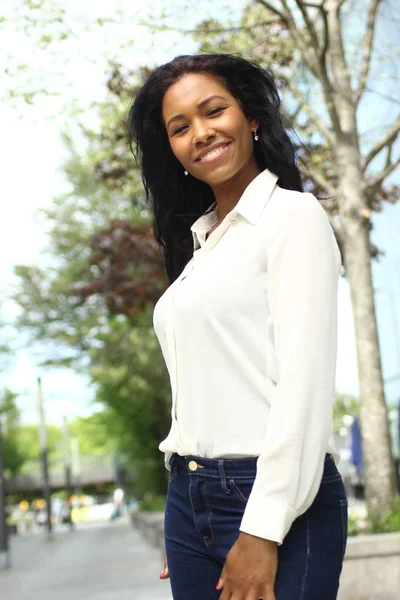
[159,571,165,579]
[216,580,220,589]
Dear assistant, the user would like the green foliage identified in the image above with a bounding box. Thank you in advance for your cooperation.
[13,70,170,496]
[138,494,167,513]
[89,309,171,496]
[17,424,63,463]
[348,497,400,536]
[16,412,119,466]
[384,497,400,533]
[347,514,362,537]
[68,412,119,456]
[370,496,400,534]
[333,393,360,434]
[1,389,25,477]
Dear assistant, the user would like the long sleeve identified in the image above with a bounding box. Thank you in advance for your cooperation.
[239,193,342,544]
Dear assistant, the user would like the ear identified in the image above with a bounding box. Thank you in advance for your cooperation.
[248,117,259,133]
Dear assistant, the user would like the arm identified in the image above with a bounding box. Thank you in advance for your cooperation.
[240,193,341,544]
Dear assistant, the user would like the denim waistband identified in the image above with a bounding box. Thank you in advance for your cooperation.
[171,452,333,479]
[171,453,258,478]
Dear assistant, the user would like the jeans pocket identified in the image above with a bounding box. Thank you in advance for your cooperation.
[228,477,254,504]
[168,470,177,483]
[340,499,348,560]
[168,455,178,483]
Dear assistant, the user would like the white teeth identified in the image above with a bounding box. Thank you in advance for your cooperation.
[200,145,227,161]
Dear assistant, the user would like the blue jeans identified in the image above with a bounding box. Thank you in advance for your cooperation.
[165,453,347,600]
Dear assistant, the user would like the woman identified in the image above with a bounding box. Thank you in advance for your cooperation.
[128,54,347,600]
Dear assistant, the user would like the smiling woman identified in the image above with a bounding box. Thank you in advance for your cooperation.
[127,54,346,600]
[162,75,259,194]
[128,54,303,283]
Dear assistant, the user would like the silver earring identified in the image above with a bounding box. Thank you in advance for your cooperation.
[253,130,259,141]
[184,170,188,176]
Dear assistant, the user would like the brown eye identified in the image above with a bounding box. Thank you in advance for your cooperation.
[172,125,188,136]
[207,107,225,117]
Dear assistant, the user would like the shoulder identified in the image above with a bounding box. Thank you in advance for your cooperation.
[263,187,333,240]
[267,187,326,220]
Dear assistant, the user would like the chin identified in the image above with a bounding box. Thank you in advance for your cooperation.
[195,165,238,187]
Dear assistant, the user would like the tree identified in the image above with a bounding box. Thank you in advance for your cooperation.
[182,0,399,522]
[13,70,171,495]
[16,424,63,464]
[0,389,25,477]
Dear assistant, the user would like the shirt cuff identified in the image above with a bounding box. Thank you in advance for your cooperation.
[239,494,298,545]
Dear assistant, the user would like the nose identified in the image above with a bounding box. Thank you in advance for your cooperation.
[192,118,216,146]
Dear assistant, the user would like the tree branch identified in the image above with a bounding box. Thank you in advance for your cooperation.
[257,0,340,133]
[257,0,289,22]
[280,0,321,75]
[289,1,343,134]
[355,0,383,105]
[320,5,329,61]
[282,76,335,143]
[148,20,279,35]
[366,156,400,193]
[362,114,400,171]
[309,167,337,197]
[327,215,344,248]
[294,0,321,53]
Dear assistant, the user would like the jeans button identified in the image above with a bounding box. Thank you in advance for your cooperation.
[188,460,198,471]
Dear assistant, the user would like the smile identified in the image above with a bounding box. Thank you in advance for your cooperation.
[196,143,230,163]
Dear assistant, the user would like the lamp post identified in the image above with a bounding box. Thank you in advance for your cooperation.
[37,377,52,537]
[0,415,10,569]
[62,416,73,529]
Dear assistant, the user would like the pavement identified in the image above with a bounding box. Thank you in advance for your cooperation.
[0,516,173,600]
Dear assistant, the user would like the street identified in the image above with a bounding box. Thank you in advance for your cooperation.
[0,517,172,600]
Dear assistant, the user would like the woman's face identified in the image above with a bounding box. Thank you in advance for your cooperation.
[162,72,259,189]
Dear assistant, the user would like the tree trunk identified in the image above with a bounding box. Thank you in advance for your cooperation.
[338,143,397,517]
[325,0,397,514]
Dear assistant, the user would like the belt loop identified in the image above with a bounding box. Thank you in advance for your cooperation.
[218,459,231,495]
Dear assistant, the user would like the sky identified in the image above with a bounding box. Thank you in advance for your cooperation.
[1,0,400,426]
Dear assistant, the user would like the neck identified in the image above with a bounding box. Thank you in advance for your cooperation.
[211,162,261,221]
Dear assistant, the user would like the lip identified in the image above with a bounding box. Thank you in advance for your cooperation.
[195,142,231,163]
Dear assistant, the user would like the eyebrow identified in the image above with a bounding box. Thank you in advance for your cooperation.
[166,95,228,129]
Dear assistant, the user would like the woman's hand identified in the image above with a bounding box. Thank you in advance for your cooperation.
[217,532,278,599]
[159,553,170,580]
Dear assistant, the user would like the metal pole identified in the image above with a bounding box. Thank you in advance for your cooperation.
[62,417,73,529]
[71,437,81,497]
[0,418,10,569]
[37,377,52,537]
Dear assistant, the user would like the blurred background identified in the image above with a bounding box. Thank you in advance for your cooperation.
[0,1,400,598]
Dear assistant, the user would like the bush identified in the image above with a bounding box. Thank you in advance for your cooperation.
[137,494,166,512]
[371,496,400,534]
[347,514,362,537]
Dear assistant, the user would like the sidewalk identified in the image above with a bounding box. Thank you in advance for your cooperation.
[0,516,172,600]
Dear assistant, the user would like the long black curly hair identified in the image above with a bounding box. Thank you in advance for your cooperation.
[128,54,303,283]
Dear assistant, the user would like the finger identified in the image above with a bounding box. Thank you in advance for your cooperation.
[159,568,169,580]
[258,590,275,600]
[216,565,227,590]
[159,564,169,579]
[159,553,169,579]
[219,585,232,600]
[216,565,226,590]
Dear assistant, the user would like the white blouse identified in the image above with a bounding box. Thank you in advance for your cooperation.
[153,168,342,544]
